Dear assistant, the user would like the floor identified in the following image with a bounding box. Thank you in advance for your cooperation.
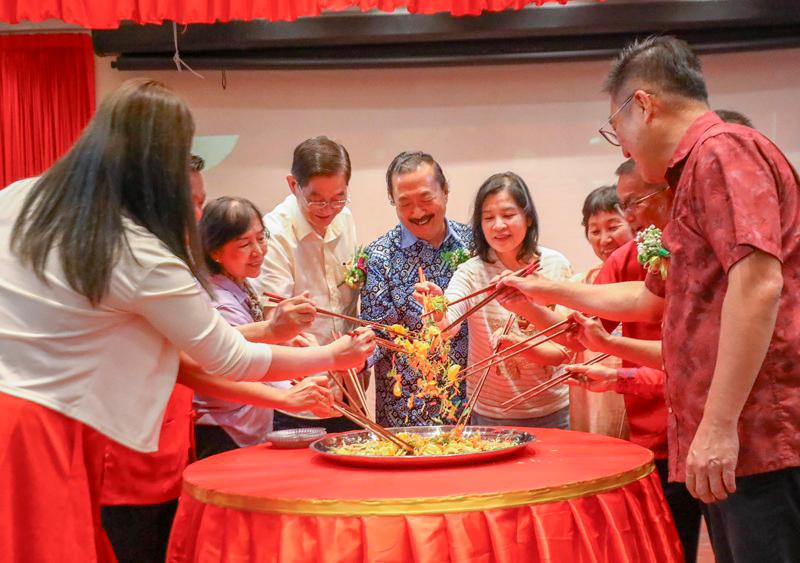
[697,520,715,562]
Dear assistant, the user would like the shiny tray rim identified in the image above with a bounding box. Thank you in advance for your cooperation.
[309,425,534,468]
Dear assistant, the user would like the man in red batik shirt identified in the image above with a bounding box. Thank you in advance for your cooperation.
[500,157,702,562]
[501,36,800,563]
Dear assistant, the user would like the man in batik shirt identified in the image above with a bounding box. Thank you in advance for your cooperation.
[361,152,473,427]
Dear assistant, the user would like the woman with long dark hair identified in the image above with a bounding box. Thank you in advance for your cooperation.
[0,79,373,562]
[414,172,574,428]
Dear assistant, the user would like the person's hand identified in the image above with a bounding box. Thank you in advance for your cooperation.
[564,363,618,393]
[494,331,521,352]
[329,327,376,371]
[283,376,338,417]
[266,292,317,343]
[685,419,739,503]
[412,281,442,303]
[569,312,611,352]
[495,288,534,317]
[286,331,319,348]
[496,275,554,306]
[412,281,445,321]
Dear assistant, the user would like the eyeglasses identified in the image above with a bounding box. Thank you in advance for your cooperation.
[617,187,668,214]
[296,188,350,211]
[598,93,635,147]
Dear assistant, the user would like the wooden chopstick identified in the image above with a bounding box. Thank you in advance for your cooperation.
[331,329,370,416]
[263,292,419,340]
[421,265,534,319]
[296,373,409,452]
[454,313,517,432]
[348,368,369,417]
[327,371,366,417]
[331,402,414,453]
[500,353,611,411]
[457,326,571,382]
[456,318,572,381]
[375,336,404,353]
[440,261,541,334]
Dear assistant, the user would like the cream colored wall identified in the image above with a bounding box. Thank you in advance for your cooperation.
[96,48,800,274]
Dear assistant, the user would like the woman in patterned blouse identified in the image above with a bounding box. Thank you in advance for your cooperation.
[193,196,340,458]
[414,172,574,428]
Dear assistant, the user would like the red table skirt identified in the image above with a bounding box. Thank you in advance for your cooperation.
[168,428,681,562]
[170,469,676,562]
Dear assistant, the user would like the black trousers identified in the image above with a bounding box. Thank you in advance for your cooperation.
[101,500,178,563]
[194,423,240,461]
[655,459,703,563]
[701,466,800,563]
[272,411,359,433]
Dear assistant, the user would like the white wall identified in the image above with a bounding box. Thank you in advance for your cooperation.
[96,47,800,273]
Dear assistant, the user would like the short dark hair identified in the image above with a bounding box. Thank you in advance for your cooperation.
[615,158,636,177]
[385,151,447,202]
[604,36,708,104]
[715,109,753,128]
[11,78,203,305]
[190,154,205,172]
[472,172,539,264]
[581,185,621,236]
[200,196,267,275]
[291,136,351,187]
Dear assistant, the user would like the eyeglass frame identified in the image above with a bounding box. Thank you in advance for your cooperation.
[598,93,635,147]
[616,186,668,214]
[295,185,351,211]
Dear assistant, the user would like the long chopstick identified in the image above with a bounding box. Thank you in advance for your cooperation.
[348,368,369,417]
[291,376,412,452]
[454,313,517,432]
[456,318,572,382]
[375,336,404,353]
[440,261,541,334]
[331,402,414,453]
[263,292,421,340]
[421,265,534,319]
[332,329,370,416]
[458,326,571,382]
[500,353,611,411]
[327,371,366,417]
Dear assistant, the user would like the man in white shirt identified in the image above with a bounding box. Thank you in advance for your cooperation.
[252,136,361,432]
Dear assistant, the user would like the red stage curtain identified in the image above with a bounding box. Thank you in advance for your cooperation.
[0,33,95,188]
[0,0,580,28]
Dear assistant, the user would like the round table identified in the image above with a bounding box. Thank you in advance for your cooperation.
[167,428,681,562]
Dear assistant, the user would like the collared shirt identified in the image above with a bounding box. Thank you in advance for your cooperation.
[252,194,359,346]
[645,111,800,479]
[361,219,473,427]
[0,178,272,452]
[194,275,275,447]
[594,239,668,459]
[252,194,359,420]
[443,248,573,419]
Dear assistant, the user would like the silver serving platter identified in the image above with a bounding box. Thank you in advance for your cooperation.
[310,425,534,468]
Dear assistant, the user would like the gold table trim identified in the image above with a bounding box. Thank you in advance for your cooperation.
[183,459,655,517]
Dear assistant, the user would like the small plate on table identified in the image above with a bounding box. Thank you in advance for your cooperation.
[265,427,327,449]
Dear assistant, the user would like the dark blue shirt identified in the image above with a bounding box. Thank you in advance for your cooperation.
[360,219,473,427]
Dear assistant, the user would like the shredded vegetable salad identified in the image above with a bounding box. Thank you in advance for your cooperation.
[330,431,514,457]
[385,295,462,423]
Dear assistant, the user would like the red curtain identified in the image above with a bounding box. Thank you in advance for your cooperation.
[0,33,95,188]
[0,0,575,28]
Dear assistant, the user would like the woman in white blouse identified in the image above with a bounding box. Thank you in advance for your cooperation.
[0,79,374,563]
[414,172,573,429]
